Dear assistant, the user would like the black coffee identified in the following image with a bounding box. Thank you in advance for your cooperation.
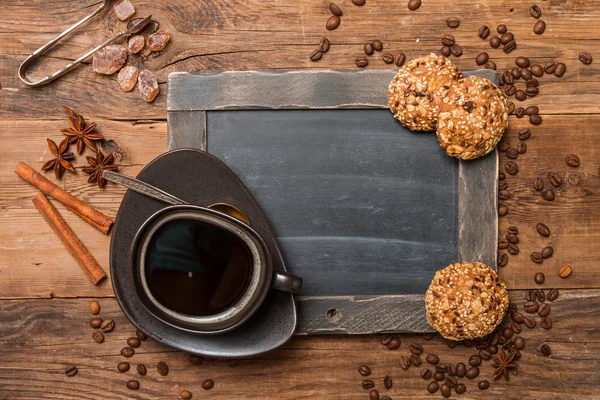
[145,218,253,316]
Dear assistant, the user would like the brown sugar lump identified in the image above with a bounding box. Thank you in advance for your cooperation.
[128,35,145,54]
[425,262,509,340]
[92,45,127,75]
[118,65,139,92]
[147,29,171,52]
[388,54,463,131]
[114,0,136,21]
[138,69,159,103]
[436,76,508,160]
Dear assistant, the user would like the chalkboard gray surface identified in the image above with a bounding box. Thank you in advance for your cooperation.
[167,70,499,334]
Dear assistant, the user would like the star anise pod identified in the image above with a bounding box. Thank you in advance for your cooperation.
[82,151,118,188]
[61,106,104,154]
[41,138,76,179]
[492,348,518,380]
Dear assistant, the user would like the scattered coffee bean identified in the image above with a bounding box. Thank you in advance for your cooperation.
[524,301,540,313]
[387,337,401,350]
[497,24,507,34]
[380,334,392,345]
[541,246,554,259]
[394,53,406,66]
[534,272,545,284]
[157,361,169,376]
[90,318,102,329]
[89,301,101,315]
[371,40,383,51]
[485,61,497,70]
[566,154,581,167]
[530,114,543,125]
[65,365,77,377]
[536,289,546,302]
[498,203,508,216]
[499,73,505,86]
[542,188,555,201]
[499,238,509,249]
[476,52,489,65]
[547,288,560,301]
[541,316,553,329]
[505,85,516,96]
[504,40,516,53]
[499,189,511,200]
[440,383,451,398]
[329,3,343,16]
[352,0,366,5]
[513,336,525,350]
[531,252,543,264]
[100,319,114,332]
[434,371,445,381]
[508,303,518,313]
[362,380,375,389]
[384,374,393,389]
[550,172,563,187]
[409,354,422,367]
[506,232,519,243]
[544,62,557,74]
[136,329,148,341]
[478,25,490,39]
[515,107,525,118]
[118,362,130,373]
[541,344,552,356]
[478,380,490,390]
[356,56,369,68]
[468,354,482,367]
[446,376,458,388]
[364,42,374,56]
[426,353,439,365]
[309,49,323,61]
[498,253,508,267]
[500,32,514,45]
[189,354,204,365]
[137,363,147,376]
[441,45,452,57]
[441,34,455,46]
[536,223,551,237]
[512,311,525,323]
[517,142,527,154]
[516,56,530,68]
[369,389,379,400]
[428,381,440,394]
[451,44,463,56]
[505,161,519,175]
[506,148,519,159]
[359,365,371,376]
[554,62,567,77]
[525,289,535,301]
[479,349,492,360]
[407,0,421,10]
[466,366,480,379]
[502,338,514,350]
[559,264,573,278]
[521,68,533,80]
[502,327,514,339]
[456,383,467,394]
[533,20,546,34]
[399,356,411,370]
[538,303,551,317]
[121,347,134,358]
[515,90,526,101]
[508,243,519,255]
[511,67,521,79]
[382,53,394,64]
[534,178,545,191]
[446,17,460,28]
[531,64,544,76]
[453,362,466,378]
[530,5,542,18]
[512,321,522,333]
[127,337,141,348]
[326,15,341,30]
[202,379,215,390]
[526,87,539,97]
[92,331,104,343]
[579,52,593,65]
[180,390,193,400]
[523,315,536,328]
[126,380,140,390]
[435,363,448,373]
[409,343,424,355]
[498,142,510,152]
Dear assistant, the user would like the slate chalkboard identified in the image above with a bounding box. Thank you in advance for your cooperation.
[167,70,499,334]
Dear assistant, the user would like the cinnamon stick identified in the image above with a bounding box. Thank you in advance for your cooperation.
[32,192,106,285]
[15,162,113,234]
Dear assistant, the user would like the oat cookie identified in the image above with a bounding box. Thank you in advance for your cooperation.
[388,54,463,131]
[436,76,508,160]
[425,262,509,341]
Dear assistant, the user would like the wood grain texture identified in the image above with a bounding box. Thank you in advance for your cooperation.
[0,291,599,399]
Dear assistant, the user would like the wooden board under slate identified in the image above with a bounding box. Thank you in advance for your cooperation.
[166,70,499,334]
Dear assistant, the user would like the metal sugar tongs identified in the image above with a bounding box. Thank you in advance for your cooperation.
[18,0,152,87]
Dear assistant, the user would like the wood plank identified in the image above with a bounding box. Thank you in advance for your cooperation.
[0,290,599,399]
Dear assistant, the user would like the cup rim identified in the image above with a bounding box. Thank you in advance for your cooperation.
[130,205,273,334]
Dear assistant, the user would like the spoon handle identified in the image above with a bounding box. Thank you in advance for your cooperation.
[102,171,188,206]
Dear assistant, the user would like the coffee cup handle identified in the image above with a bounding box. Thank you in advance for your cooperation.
[271,270,303,294]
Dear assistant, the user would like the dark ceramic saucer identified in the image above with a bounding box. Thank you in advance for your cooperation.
[110,149,297,357]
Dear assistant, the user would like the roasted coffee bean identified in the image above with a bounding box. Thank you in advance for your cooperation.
[554,62,567,77]
[433,371,445,381]
[121,347,134,358]
[536,289,546,302]
[511,311,524,323]
[579,52,593,65]
[541,344,552,356]
[502,338,514,350]
[497,24,507,34]
[500,32,514,45]
[387,337,401,350]
[499,190,511,200]
[118,362,130,373]
[504,40,516,53]
[189,354,205,365]
[499,172,506,180]
[505,85,516,96]
[543,188,555,201]
[394,53,406,66]
[440,383,451,398]
[508,243,519,255]
[65,365,77,377]
[559,264,573,278]
[499,238,509,249]
[530,4,542,18]
[513,336,525,350]
[127,337,141,348]
[382,52,394,64]
[547,288,559,301]
[531,64,544,77]
[409,354,422,367]
[479,349,492,360]
[526,289,535,301]
[517,142,527,154]
[523,315,536,328]
[180,390,193,400]
[399,356,411,370]
[352,0,366,5]
[136,329,148,341]
[502,327,514,339]
[476,52,489,65]
[435,363,448,373]
[452,363,465,378]
[326,15,341,30]
[426,354,440,365]
[468,354,482,367]
[520,68,533,80]
[126,380,140,390]
[409,343,423,355]
[319,38,331,53]
[541,316,553,329]
[407,0,421,10]
[202,379,215,390]
[506,233,519,244]
[498,203,508,216]
[506,148,519,159]
[356,56,368,68]
[445,376,458,388]
[446,16,460,28]
[157,361,169,376]
[384,375,393,389]
[100,319,115,332]
[364,43,374,56]
[92,331,104,343]
[380,334,392,345]
[524,301,540,313]
[566,154,581,167]
[534,20,546,34]
[544,62,557,74]
[137,363,147,376]
[369,390,379,400]
[478,25,490,39]
[534,272,545,284]
[504,71,514,85]
[362,380,375,389]
[498,142,510,152]
[515,107,525,118]
[372,40,383,51]
[499,73,505,86]
[534,177,545,191]
[518,129,531,142]
[451,44,463,56]
[511,67,521,79]
[549,172,563,187]
[541,246,554,259]
[466,366,480,379]
[428,381,440,394]
[447,364,457,377]
[90,318,102,329]
[512,321,522,333]
[488,345,497,354]
[485,61,497,70]
[441,45,452,57]
[423,333,434,340]
[359,365,371,376]
[536,223,551,237]
[505,161,519,175]
[515,90,526,101]
[329,3,343,16]
[526,87,539,97]
[508,303,518,313]
[516,56,530,68]
[498,252,508,267]
[531,252,544,264]
[537,304,551,319]
[89,301,101,315]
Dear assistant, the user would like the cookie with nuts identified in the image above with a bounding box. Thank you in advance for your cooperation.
[388,54,463,131]
[425,262,509,341]
[436,76,508,160]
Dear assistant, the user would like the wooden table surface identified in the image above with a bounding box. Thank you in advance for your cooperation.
[1,0,599,398]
